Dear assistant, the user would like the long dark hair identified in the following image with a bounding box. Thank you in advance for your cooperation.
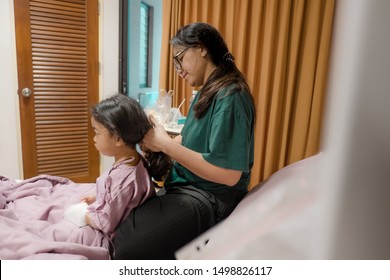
[170,22,253,118]
[91,93,171,180]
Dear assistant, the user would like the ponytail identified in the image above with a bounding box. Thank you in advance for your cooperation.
[142,151,172,181]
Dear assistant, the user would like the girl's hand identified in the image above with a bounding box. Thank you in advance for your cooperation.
[80,195,96,205]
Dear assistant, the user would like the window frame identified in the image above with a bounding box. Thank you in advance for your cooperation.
[139,2,153,88]
[119,0,128,94]
[119,0,154,94]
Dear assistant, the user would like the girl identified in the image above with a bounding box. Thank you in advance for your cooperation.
[64,93,171,236]
[0,94,170,259]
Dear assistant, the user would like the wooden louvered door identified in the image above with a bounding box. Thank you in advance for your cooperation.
[14,0,99,182]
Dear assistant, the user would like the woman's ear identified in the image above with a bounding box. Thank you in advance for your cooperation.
[200,47,208,57]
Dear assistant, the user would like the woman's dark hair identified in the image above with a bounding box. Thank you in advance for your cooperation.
[170,22,253,118]
[91,93,171,180]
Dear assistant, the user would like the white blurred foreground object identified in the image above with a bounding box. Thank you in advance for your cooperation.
[176,0,390,260]
[176,154,323,259]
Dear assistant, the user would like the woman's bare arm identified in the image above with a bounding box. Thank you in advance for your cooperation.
[143,116,241,186]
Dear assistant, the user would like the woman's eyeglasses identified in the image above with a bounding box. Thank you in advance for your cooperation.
[173,48,190,71]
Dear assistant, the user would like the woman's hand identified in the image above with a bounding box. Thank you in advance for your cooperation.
[143,115,241,186]
[142,114,173,153]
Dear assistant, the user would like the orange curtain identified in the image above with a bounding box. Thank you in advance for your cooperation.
[160,0,335,190]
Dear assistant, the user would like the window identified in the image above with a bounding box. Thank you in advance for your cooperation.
[139,2,151,87]
[119,0,161,99]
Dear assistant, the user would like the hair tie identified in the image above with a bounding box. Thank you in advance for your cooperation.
[223,52,235,63]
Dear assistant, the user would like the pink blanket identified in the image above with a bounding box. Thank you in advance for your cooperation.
[0,175,110,260]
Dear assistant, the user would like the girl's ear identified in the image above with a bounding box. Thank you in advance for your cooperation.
[115,136,124,147]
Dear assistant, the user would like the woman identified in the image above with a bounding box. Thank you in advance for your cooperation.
[113,22,255,259]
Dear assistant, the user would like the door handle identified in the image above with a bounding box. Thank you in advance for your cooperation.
[21,87,32,97]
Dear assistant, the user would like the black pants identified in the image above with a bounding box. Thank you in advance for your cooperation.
[112,186,246,260]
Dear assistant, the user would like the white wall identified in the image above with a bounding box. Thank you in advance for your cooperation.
[100,0,120,171]
[0,0,21,178]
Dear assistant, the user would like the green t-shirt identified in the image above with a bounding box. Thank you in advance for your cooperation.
[164,86,255,193]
